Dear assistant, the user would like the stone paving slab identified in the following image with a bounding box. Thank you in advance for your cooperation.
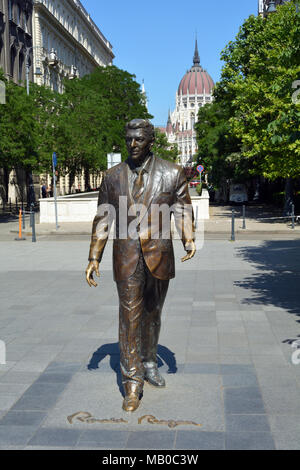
[0,239,300,449]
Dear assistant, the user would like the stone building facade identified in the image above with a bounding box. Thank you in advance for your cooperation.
[32,0,114,93]
[0,1,34,207]
[32,0,115,197]
[0,0,114,205]
[0,0,33,84]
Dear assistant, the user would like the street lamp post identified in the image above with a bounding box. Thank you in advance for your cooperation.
[266,1,277,13]
[25,50,30,96]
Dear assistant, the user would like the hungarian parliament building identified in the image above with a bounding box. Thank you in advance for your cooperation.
[164,41,215,166]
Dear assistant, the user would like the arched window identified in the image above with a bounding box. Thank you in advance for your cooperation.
[18,52,24,82]
[10,46,16,77]
[16,3,21,25]
[191,113,195,130]
[8,0,13,21]
[0,39,3,69]
[24,12,29,33]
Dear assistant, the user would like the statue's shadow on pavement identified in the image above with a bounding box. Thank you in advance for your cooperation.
[87,343,177,397]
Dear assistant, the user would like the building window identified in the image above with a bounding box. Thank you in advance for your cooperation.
[24,13,29,33]
[18,52,24,82]
[16,4,20,25]
[10,46,16,76]
[8,0,13,20]
[0,42,3,68]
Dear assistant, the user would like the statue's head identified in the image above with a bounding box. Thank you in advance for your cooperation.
[125,119,155,162]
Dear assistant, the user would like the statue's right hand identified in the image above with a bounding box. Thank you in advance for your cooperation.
[85,260,100,288]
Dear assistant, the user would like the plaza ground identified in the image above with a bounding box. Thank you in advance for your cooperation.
[0,226,300,449]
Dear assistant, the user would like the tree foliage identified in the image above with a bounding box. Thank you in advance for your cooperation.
[0,73,38,171]
[0,65,152,181]
[152,128,179,162]
[195,101,243,186]
[195,1,300,185]
[54,66,152,176]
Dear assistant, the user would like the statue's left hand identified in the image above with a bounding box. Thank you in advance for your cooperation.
[85,260,100,287]
[181,241,196,263]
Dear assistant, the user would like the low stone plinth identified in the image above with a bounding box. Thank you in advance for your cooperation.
[39,189,210,223]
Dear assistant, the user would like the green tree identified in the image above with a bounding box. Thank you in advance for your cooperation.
[196,1,300,208]
[218,1,300,180]
[30,83,62,173]
[152,128,179,162]
[195,101,244,188]
[53,66,152,186]
[0,64,152,198]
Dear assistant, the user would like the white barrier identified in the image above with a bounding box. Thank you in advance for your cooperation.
[39,189,210,223]
[0,340,6,365]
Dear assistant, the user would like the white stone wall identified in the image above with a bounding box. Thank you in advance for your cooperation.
[32,0,114,92]
[39,192,210,224]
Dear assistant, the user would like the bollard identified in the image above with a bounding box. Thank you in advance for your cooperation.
[231,209,235,241]
[30,205,33,228]
[22,202,25,230]
[31,204,36,242]
[242,205,246,230]
[195,206,199,229]
[292,204,295,229]
[15,209,26,241]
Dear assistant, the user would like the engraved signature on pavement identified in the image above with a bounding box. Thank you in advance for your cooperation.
[138,415,202,429]
[67,411,202,429]
[67,411,128,425]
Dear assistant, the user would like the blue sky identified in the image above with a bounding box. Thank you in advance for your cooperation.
[81,0,258,126]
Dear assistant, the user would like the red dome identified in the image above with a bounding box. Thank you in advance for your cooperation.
[178,40,214,95]
[178,65,214,95]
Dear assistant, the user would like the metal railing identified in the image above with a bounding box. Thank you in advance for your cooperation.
[230,204,299,241]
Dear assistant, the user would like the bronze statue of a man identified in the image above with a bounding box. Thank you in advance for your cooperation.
[86,119,196,412]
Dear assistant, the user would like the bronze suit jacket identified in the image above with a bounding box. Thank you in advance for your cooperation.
[88,155,195,281]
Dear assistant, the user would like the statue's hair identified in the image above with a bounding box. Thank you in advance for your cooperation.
[126,119,155,142]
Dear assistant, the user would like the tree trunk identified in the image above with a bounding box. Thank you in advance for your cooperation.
[84,167,91,192]
[69,170,75,194]
[26,169,36,208]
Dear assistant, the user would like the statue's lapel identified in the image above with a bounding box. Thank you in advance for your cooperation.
[120,161,134,207]
[140,156,163,214]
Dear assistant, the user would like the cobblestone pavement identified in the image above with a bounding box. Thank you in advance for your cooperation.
[0,238,300,450]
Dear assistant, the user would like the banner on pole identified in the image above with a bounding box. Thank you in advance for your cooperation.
[52,152,57,168]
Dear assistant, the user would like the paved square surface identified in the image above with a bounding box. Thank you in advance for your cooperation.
[0,237,300,449]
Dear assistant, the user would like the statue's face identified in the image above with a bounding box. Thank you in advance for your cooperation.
[126,127,152,162]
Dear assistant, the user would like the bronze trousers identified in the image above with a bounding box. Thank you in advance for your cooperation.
[116,251,169,394]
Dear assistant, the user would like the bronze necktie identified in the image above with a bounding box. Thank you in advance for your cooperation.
[132,169,145,201]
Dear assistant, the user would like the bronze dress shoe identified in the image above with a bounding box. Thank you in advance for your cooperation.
[122,393,140,412]
[122,382,142,412]
[144,362,166,387]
